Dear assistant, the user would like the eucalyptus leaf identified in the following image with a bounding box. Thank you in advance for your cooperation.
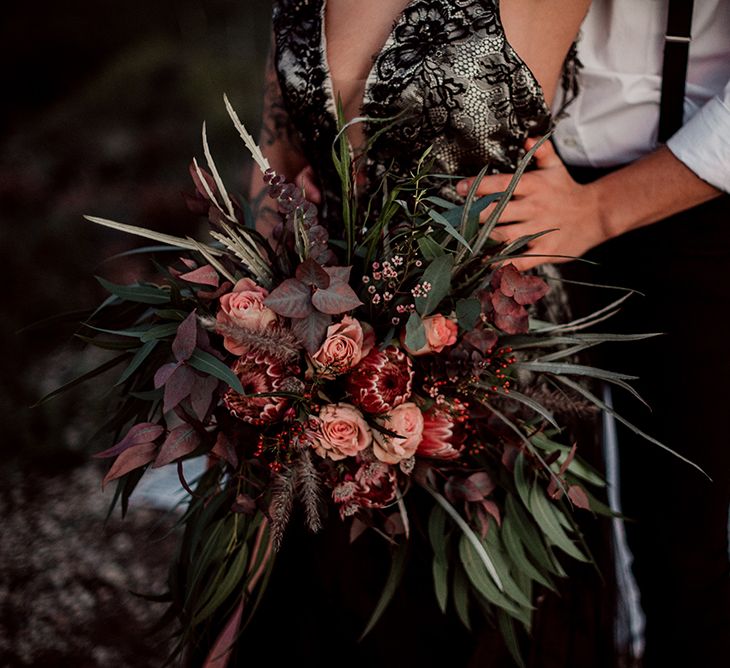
[405,312,427,352]
[417,235,445,260]
[415,254,454,316]
[96,277,171,305]
[501,512,557,592]
[359,544,407,640]
[428,209,472,251]
[141,323,181,342]
[528,483,588,562]
[455,298,481,331]
[115,340,158,387]
[188,349,244,394]
[452,565,471,631]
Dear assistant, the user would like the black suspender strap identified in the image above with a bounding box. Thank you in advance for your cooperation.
[658,0,694,142]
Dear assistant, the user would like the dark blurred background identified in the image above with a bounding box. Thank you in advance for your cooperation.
[0,2,271,664]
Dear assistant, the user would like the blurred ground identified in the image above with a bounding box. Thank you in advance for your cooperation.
[0,1,271,664]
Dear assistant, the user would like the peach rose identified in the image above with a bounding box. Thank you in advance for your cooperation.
[373,402,424,464]
[309,316,373,377]
[310,403,372,461]
[216,278,278,354]
[402,314,458,356]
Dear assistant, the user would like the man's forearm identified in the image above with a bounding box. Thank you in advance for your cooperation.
[591,145,723,242]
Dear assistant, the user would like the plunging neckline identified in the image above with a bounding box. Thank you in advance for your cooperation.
[318,0,549,150]
[319,0,418,145]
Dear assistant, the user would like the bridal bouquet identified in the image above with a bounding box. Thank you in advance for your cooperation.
[51,97,678,666]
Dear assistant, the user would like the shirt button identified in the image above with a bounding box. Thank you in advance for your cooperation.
[562,136,579,148]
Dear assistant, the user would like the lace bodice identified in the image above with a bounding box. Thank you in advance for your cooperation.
[272,0,553,220]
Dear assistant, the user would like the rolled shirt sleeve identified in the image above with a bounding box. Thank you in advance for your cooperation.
[666,79,730,193]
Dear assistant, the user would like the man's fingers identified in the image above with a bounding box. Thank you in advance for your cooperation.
[456,173,531,198]
[525,137,562,169]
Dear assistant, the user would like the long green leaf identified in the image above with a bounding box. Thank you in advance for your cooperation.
[193,543,249,625]
[34,352,129,406]
[505,495,566,578]
[458,536,527,623]
[528,483,588,562]
[553,375,709,478]
[432,556,449,615]
[420,480,504,591]
[452,565,471,631]
[115,340,158,386]
[85,216,224,255]
[96,277,171,305]
[428,209,472,251]
[140,323,180,342]
[359,543,407,640]
[501,513,556,592]
[415,253,454,316]
[497,610,527,668]
[490,387,559,428]
[188,349,244,394]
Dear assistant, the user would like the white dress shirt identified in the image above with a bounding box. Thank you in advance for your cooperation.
[552,0,730,192]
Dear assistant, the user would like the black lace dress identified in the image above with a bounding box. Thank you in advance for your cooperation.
[272,0,552,221]
[236,2,614,667]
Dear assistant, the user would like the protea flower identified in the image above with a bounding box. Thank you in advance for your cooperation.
[417,407,465,459]
[346,346,413,414]
[223,350,299,425]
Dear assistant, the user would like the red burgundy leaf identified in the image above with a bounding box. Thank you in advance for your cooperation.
[568,485,591,510]
[290,312,332,354]
[154,361,180,389]
[180,265,220,288]
[94,422,164,459]
[311,281,362,314]
[163,365,196,413]
[190,374,219,421]
[172,310,198,362]
[558,444,578,476]
[466,472,496,498]
[203,600,244,668]
[180,257,197,270]
[295,258,330,289]
[211,432,239,469]
[463,327,498,353]
[324,265,352,283]
[196,280,233,302]
[497,264,549,305]
[102,442,157,487]
[264,278,314,318]
[481,500,502,526]
[154,425,201,468]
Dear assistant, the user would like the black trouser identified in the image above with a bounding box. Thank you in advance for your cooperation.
[564,168,730,668]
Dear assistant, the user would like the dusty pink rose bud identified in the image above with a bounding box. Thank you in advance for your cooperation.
[417,407,465,460]
[310,403,372,461]
[401,314,458,356]
[309,316,372,377]
[216,278,278,355]
[373,402,424,464]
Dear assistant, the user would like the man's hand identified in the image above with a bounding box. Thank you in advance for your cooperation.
[457,140,722,272]
[456,138,609,271]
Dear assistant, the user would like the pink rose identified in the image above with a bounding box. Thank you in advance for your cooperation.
[309,316,373,377]
[310,403,372,461]
[216,278,278,355]
[401,314,458,356]
[373,402,424,464]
